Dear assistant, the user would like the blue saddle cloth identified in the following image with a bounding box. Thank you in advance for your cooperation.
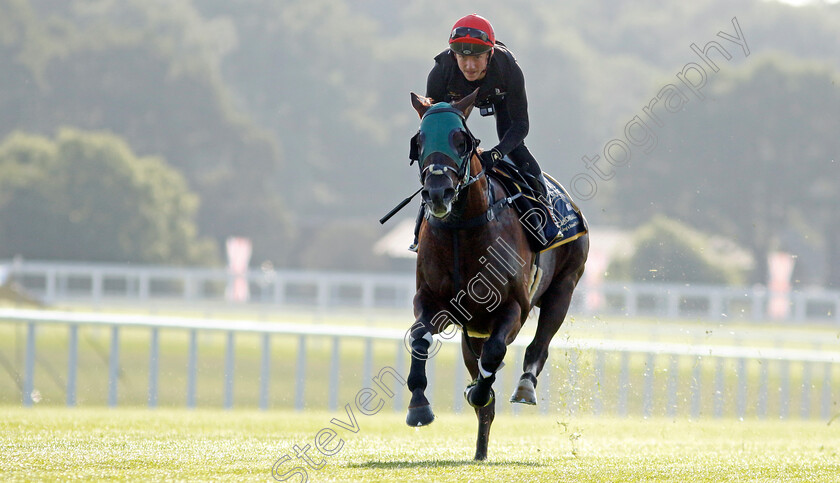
[491,161,588,253]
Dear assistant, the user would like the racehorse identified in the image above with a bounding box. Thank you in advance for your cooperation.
[404,89,589,460]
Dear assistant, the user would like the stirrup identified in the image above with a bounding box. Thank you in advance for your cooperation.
[408,241,418,253]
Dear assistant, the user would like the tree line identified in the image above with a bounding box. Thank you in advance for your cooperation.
[0,0,838,286]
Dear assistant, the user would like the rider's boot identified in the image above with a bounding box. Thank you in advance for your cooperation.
[528,173,549,202]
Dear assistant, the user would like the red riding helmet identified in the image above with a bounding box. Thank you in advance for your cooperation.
[448,14,495,56]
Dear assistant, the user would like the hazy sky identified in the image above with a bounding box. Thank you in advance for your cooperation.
[773,0,839,5]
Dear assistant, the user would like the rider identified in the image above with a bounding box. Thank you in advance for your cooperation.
[409,13,547,252]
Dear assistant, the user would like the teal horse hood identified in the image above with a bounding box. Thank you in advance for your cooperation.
[417,103,473,169]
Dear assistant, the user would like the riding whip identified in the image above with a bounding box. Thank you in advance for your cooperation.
[379,187,423,224]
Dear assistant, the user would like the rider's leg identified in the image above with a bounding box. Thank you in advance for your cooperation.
[408,204,424,252]
[508,144,547,198]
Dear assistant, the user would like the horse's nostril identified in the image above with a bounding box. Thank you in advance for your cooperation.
[421,190,431,203]
[443,188,455,201]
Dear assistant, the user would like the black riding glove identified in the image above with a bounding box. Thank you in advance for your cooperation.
[479,148,502,170]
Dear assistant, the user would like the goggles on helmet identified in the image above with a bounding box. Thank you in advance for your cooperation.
[449,26,491,44]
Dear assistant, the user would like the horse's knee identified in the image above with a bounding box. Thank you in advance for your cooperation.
[480,337,506,374]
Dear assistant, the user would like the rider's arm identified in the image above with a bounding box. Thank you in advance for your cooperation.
[425,55,447,103]
[494,60,529,157]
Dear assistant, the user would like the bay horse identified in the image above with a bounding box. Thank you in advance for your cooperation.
[404,89,589,461]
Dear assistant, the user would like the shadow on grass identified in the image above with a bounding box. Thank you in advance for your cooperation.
[350,459,544,469]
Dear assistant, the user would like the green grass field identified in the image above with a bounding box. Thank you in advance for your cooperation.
[2,407,838,482]
[2,306,839,480]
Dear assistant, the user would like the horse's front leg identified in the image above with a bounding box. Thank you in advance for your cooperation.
[405,320,436,426]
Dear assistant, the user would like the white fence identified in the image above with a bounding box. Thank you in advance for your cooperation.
[3,260,840,323]
[1,308,837,420]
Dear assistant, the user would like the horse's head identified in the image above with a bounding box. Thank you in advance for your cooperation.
[410,90,479,219]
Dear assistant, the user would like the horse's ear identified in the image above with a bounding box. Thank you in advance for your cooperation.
[452,88,479,119]
[411,92,432,118]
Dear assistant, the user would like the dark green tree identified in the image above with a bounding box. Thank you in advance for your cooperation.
[611,56,840,285]
[0,129,218,264]
[0,0,290,264]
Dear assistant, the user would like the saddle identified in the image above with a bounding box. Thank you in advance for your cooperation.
[490,159,588,253]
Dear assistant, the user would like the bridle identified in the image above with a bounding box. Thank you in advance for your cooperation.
[412,106,484,202]
[411,104,521,231]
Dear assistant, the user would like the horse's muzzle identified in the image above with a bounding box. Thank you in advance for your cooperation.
[421,186,455,218]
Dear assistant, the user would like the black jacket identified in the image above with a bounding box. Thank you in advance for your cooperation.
[425,42,529,158]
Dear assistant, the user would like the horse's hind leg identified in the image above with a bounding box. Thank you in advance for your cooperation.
[512,269,583,405]
[461,334,494,461]
[474,404,495,461]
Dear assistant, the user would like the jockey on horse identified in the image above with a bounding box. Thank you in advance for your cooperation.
[409,13,548,252]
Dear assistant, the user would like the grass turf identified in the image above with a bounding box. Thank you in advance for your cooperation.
[1,407,838,482]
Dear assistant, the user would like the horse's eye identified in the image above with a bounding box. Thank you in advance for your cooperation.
[453,132,469,155]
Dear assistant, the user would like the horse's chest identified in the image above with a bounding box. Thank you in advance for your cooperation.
[421,278,520,337]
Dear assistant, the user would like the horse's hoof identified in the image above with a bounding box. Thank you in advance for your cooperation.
[406,404,435,427]
[510,377,537,405]
[465,381,495,408]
